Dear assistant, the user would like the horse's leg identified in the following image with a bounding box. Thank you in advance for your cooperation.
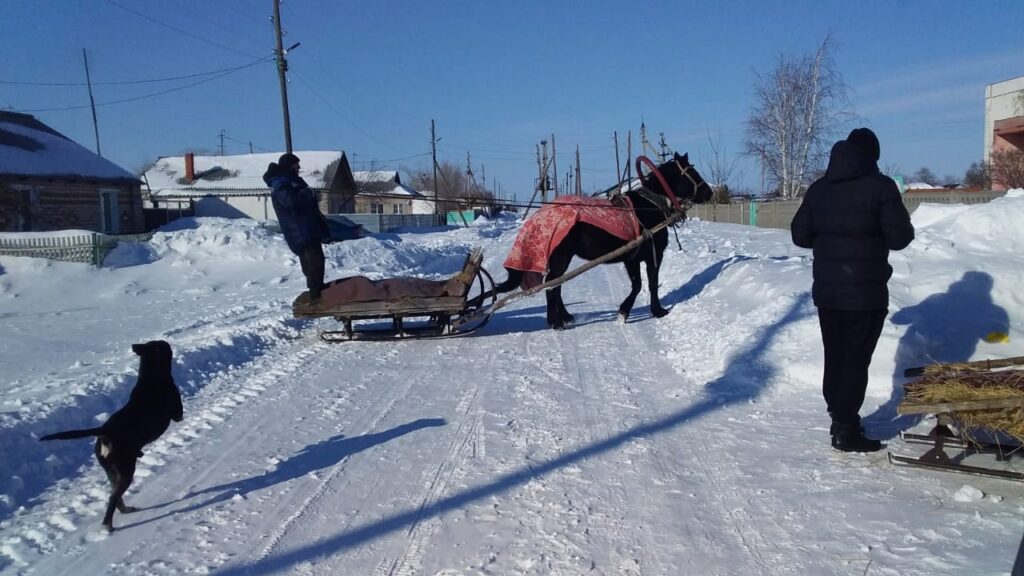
[618,258,643,321]
[646,249,669,318]
[545,247,574,329]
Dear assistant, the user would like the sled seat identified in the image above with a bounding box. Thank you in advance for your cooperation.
[293,248,483,319]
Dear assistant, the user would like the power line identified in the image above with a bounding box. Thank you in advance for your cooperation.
[0,56,274,87]
[105,0,259,58]
[18,60,271,113]
[221,133,274,153]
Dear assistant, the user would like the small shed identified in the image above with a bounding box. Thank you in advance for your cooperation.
[144,151,357,220]
[0,112,144,233]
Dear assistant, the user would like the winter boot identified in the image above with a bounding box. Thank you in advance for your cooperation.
[831,424,883,453]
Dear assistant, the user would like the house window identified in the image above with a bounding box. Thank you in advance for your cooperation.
[392,203,404,214]
[370,203,384,214]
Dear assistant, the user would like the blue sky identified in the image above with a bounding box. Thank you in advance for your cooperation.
[3,1,1023,201]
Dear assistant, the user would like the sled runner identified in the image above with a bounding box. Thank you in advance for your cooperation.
[888,358,1024,480]
[292,248,497,341]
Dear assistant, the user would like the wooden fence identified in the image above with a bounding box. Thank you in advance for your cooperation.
[0,232,154,266]
[688,190,1007,231]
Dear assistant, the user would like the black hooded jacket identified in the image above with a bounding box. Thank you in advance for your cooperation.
[791,140,914,310]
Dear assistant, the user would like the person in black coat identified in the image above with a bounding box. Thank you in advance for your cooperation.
[264,153,329,303]
[791,128,915,452]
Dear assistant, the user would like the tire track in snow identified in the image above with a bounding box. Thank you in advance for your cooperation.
[377,367,487,576]
[244,342,420,571]
[653,255,806,575]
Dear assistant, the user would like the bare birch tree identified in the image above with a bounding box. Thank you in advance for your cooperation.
[743,34,853,199]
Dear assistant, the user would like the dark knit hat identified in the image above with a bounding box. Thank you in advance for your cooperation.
[846,128,880,162]
[278,152,301,169]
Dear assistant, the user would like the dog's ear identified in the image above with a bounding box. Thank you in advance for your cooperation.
[131,343,144,355]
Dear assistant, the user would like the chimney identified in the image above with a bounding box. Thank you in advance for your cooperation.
[185,152,195,183]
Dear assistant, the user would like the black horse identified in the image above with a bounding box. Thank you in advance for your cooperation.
[493,152,713,329]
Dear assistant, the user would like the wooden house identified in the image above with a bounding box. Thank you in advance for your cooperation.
[0,112,144,233]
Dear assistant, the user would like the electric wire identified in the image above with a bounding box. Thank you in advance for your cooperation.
[1,56,274,87]
[17,59,272,113]
[105,0,259,59]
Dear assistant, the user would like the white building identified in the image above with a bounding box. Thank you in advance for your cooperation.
[143,151,356,220]
[984,75,1024,190]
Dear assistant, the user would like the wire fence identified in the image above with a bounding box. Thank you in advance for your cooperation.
[0,232,154,266]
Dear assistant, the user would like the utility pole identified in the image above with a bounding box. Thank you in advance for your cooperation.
[550,133,558,198]
[219,129,226,156]
[431,119,439,215]
[82,48,101,156]
[575,145,582,196]
[272,0,295,153]
[539,140,549,204]
[658,132,669,162]
[614,131,621,192]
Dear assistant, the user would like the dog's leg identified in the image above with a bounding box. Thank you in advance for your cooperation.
[96,441,137,531]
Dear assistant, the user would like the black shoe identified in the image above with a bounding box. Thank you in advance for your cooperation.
[829,422,866,436]
[831,430,883,453]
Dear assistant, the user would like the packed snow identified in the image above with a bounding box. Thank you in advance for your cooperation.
[2,193,1024,575]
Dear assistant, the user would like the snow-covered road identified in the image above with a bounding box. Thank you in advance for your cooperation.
[3,213,1023,575]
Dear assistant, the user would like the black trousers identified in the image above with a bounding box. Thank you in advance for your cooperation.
[817,308,887,426]
[298,242,326,298]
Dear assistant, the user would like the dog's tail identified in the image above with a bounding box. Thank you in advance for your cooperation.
[39,428,104,441]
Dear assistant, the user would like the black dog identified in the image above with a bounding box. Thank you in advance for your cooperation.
[40,340,183,532]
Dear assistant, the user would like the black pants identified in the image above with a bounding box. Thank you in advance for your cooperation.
[298,243,325,298]
[817,308,887,426]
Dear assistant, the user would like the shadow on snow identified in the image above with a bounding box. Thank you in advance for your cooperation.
[211,290,811,576]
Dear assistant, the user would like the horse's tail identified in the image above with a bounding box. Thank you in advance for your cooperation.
[39,427,104,441]
[494,269,523,294]
[467,268,522,308]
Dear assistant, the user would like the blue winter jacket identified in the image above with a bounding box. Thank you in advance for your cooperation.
[264,163,327,254]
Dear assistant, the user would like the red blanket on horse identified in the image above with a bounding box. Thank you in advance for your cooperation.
[504,196,640,289]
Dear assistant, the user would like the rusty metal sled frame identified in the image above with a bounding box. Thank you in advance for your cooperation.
[888,420,1024,481]
[889,357,1024,481]
[292,248,497,342]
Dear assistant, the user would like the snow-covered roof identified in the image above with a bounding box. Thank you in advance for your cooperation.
[354,170,400,183]
[905,182,939,189]
[359,182,422,198]
[0,112,138,182]
[144,151,346,198]
[353,170,421,197]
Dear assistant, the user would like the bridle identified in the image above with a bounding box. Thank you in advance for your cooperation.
[634,155,707,215]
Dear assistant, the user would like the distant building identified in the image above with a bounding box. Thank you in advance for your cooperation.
[984,75,1024,190]
[352,171,429,214]
[0,111,144,233]
[143,151,357,220]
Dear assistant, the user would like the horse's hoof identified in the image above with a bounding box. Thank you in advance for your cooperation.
[618,312,628,323]
[561,314,575,324]
[652,307,669,318]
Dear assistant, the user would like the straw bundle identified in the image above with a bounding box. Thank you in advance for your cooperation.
[902,367,1024,443]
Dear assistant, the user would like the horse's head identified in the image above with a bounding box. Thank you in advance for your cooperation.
[636,153,713,210]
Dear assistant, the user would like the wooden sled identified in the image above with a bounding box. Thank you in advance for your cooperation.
[292,248,496,341]
[889,358,1024,480]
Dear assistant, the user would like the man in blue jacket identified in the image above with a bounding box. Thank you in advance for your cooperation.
[791,128,915,452]
[264,153,329,303]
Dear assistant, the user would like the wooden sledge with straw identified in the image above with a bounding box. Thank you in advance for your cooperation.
[889,357,1024,480]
